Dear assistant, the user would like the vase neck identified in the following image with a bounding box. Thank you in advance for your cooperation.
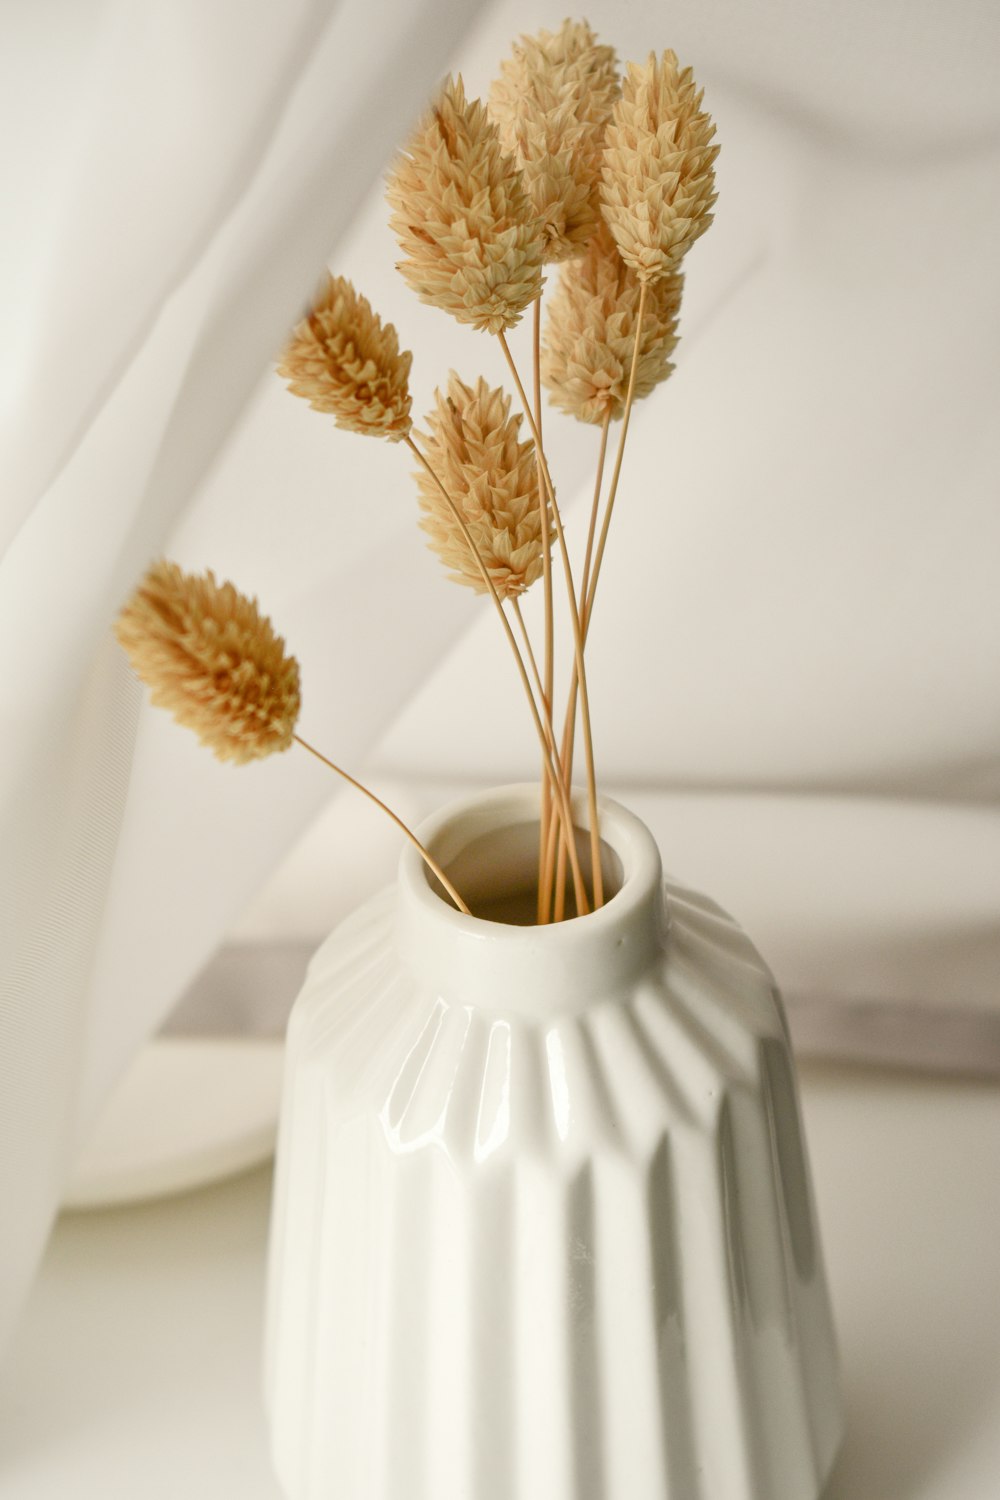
[394,786,669,1019]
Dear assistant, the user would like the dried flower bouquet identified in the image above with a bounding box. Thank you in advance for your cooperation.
[116,22,719,926]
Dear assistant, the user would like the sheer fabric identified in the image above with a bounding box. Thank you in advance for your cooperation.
[0,0,486,1357]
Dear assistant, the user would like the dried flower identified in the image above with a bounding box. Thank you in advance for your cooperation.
[386,75,545,333]
[488,20,619,263]
[601,50,719,283]
[116,560,301,765]
[415,374,552,599]
[542,222,683,424]
[277,274,412,441]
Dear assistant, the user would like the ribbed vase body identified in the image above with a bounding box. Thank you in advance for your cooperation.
[264,788,842,1500]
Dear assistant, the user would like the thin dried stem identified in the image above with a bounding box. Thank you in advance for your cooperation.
[498,329,604,910]
[294,734,470,915]
[405,433,590,917]
[549,295,644,919]
[585,281,648,627]
[551,307,644,876]
[543,793,562,922]
[511,599,547,738]
[544,410,613,920]
[511,595,579,923]
[532,299,555,710]
[551,673,585,921]
[580,411,613,612]
[553,812,570,921]
[533,295,556,921]
[548,286,648,919]
[515,597,578,924]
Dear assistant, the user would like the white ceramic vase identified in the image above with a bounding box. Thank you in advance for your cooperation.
[264,786,842,1500]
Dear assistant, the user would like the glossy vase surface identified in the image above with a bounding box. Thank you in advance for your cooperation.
[264,785,842,1500]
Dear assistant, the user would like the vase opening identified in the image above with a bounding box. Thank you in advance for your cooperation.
[397,787,667,1014]
[406,785,668,939]
[425,814,626,925]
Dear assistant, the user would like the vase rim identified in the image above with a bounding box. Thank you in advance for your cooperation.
[395,783,667,1016]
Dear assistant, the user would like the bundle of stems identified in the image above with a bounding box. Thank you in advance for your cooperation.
[114,21,718,927]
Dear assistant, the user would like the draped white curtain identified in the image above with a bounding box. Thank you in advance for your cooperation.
[2,0,999,1361]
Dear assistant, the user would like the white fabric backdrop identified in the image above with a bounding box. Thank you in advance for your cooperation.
[2,0,999,1361]
[0,0,489,1359]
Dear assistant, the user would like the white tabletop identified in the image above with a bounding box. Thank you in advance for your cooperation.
[1,1062,998,1498]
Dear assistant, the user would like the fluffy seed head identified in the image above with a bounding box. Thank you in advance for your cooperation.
[116,560,301,765]
[277,274,412,441]
[601,50,719,282]
[415,374,552,600]
[386,75,545,333]
[488,19,620,263]
[542,222,683,424]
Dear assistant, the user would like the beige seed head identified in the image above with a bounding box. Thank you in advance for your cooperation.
[386,75,545,333]
[277,274,413,441]
[541,222,682,425]
[488,19,620,263]
[115,560,301,765]
[601,50,719,283]
[415,373,552,600]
